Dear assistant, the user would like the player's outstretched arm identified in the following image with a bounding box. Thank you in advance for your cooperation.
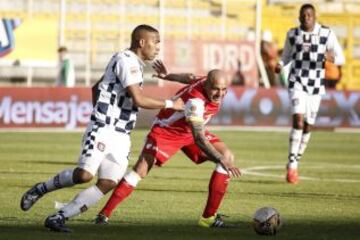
[127,84,184,111]
[189,120,241,177]
[152,60,194,84]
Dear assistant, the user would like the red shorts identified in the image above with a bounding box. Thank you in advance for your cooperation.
[141,126,221,166]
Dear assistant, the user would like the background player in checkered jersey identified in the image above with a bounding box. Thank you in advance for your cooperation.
[275,4,345,184]
[94,62,241,228]
[20,24,184,232]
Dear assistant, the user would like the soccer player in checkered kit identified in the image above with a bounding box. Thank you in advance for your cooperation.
[275,4,345,184]
[20,25,184,232]
[94,63,241,228]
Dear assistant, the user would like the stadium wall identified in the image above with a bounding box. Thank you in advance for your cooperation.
[0,86,359,129]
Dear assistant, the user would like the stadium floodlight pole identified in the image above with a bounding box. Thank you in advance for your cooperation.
[186,0,192,40]
[118,0,125,50]
[158,0,165,87]
[85,0,92,87]
[221,0,226,40]
[255,0,270,88]
[58,0,66,47]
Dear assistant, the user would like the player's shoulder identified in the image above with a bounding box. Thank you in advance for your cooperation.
[116,50,140,67]
[287,27,298,35]
[188,79,207,99]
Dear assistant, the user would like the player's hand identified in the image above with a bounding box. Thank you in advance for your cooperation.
[152,60,168,79]
[171,97,184,111]
[220,155,242,178]
[274,63,282,74]
[325,50,335,63]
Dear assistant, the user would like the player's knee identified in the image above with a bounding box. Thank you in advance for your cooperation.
[293,119,304,129]
[73,168,93,184]
[96,179,117,194]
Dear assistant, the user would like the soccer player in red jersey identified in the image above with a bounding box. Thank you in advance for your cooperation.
[95,61,241,228]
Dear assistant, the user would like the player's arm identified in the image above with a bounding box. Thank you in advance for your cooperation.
[186,99,241,177]
[275,31,293,73]
[91,76,103,107]
[127,84,183,110]
[152,60,195,84]
[325,30,345,65]
[116,58,184,111]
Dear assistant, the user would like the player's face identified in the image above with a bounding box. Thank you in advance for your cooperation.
[299,8,316,31]
[141,32,160,61]
[205,77,228,104]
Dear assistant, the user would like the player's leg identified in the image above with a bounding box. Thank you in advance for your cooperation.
[287,91,306,184]
[201,142,235,228]
[97,129,182,221]
[20,123,101,212]
[97,152,155,219]
[297,94,321,161]
[44,124,110,232]
[182,135,235,228]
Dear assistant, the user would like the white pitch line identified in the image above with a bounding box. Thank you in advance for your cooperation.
[242,165,360,183]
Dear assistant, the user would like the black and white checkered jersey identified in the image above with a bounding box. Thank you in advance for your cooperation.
[91,49,145,134]
[280,23,345,95]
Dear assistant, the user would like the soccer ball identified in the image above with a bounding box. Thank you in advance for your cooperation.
[252,207,282,236]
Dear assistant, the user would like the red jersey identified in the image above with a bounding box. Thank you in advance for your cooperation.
[152,77,220,136]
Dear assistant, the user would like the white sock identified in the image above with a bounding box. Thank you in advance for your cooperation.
[61,185,104,219]
[124,171,142,187]
[298,132,311,160]
[42,169,75,194]
[288,129,303,169]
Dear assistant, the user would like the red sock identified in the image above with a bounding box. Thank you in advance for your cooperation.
[100,179,134,217]
[202,171,230,218]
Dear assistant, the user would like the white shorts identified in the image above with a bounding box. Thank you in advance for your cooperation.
[77,122,130,183]
[289,90,322,125]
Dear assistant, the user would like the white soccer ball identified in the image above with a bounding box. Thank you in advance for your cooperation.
[252,207,282,236]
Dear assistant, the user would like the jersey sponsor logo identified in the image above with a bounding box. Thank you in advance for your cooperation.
[97,142,106,152]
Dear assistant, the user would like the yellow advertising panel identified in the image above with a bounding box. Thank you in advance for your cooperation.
[4,16,58,64]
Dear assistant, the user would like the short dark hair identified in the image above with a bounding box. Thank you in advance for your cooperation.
[299,3,316,15]
[130,24,159,49]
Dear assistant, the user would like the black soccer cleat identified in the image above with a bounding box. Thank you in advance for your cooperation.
[44,212,71,233]
[95,213,109,225]
[20,183,44,211]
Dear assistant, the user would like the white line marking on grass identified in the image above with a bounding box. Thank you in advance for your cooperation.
[243,165,360,183]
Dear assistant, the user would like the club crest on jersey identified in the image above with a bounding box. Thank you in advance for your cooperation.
[130,67,139,75]
[97,142,106,152]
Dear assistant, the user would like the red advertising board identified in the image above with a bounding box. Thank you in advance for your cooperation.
[0,87,359,129]
[164,40,258,87]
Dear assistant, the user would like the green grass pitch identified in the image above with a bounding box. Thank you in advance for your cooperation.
[0,129,359,240]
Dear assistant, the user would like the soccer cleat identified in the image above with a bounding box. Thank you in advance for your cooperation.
[95,213,109,225]
[286,168,299,184]
[20,183,44,211]
[44,212,71,233]
[198,214,236,228]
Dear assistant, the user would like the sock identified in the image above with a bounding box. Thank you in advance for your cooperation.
[202,170,230,218]
[288,129,303,169]
[100,179,135,217]
[297,132,311,161]
[39,169,75,194]
[61,185,104,219]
